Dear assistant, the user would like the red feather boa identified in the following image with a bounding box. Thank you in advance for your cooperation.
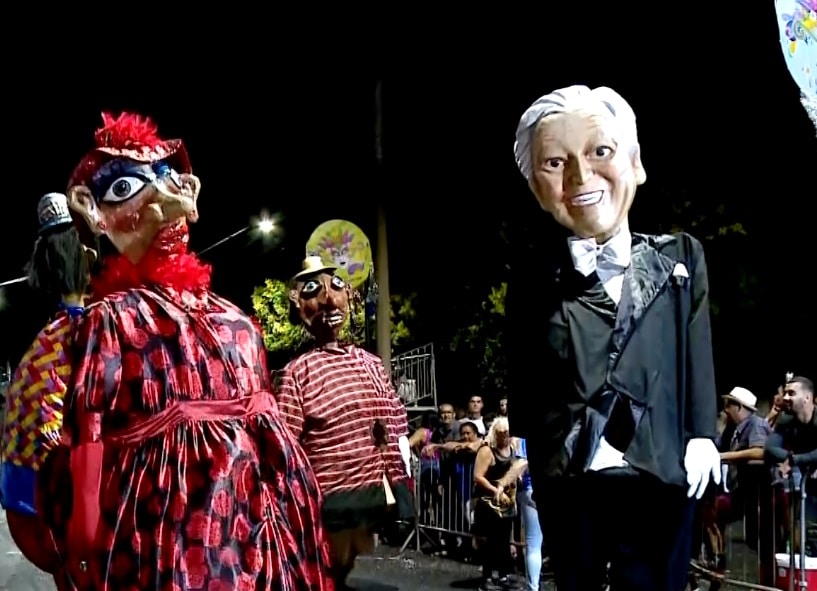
[91,248,212,300]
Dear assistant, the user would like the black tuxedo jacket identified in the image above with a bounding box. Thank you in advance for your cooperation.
[507,231,718,489]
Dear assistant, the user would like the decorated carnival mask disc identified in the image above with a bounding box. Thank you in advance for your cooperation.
[775,0,817,98]
[306,220,373,289]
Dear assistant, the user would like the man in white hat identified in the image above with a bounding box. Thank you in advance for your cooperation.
[507,85,721,591]
[277,256,414,590]
[716,386,772,561]
[720,386,768,466]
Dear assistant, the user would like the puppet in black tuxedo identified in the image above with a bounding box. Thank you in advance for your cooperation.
[507,85,721,591]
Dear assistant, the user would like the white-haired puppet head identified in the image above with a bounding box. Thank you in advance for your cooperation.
[513,85,647,242]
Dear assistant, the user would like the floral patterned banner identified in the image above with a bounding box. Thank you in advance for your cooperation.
[776,0,817,131]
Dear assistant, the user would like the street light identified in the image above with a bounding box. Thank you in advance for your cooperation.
[198,215,278,256]
[0,214,279,292]
[257,218,275,234]
[0,276,27,289]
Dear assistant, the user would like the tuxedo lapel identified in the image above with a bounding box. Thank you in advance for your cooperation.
[613,235,676,359]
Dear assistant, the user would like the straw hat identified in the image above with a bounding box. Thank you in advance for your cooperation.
[722,387,757,411]
[293,256,336,280]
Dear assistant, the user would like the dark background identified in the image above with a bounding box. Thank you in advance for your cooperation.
[1,6,814,403]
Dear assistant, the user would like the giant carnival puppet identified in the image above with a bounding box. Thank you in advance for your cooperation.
[507,86,721,591]
[0,192,93,572]
[276,256,413,590]
[38,112,334,591]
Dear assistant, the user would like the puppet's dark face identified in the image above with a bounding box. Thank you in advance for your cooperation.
[68,158,200,263]
[529,109,646,243]
[289,272,350,343]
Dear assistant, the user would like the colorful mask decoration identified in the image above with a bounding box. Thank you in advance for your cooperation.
[306,220,373,290]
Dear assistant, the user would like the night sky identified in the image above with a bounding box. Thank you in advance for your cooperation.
[1,6,814,396]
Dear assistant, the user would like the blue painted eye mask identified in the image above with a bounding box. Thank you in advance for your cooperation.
[88,158,183,204]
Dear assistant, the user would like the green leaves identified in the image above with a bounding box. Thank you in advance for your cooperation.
[251,279,417,352]
[251,279,307,352]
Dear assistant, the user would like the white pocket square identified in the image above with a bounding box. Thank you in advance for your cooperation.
[672,263,689,278]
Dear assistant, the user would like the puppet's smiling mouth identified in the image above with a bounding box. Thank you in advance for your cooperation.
[327,312,345,327]
[570,190,604,207]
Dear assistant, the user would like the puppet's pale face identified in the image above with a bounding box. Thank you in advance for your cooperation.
[68,158,200,263]
[529,109,646,242]
[289,272,350,343]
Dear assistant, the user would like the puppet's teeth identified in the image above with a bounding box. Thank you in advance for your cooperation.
[571,191,603,206]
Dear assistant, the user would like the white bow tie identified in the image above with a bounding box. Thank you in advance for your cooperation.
[568,233,631,279]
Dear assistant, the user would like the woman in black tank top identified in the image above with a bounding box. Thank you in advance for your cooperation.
[473,417,521,590]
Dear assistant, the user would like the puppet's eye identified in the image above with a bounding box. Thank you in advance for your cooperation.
[331,276,346,289]
[543,158,564,171]
[302,280,320,293]
[101,176,147,204]
[592,145,614,158]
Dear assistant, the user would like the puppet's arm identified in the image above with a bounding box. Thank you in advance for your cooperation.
[275,366,306,440]
[1,321,74,572]
[375,361,411,477]
[58,302,121,580]
[682,236,722,499]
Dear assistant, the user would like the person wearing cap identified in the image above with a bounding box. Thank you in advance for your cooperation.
[0,192,94,573]
[277,256,414,589]
[507,85,720,591]
[37,113,333,590]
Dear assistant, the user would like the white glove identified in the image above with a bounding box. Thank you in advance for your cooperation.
[684,437,722,499]
[398,435,411,477]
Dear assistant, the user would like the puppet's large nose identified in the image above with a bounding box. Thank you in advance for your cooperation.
[155,182,198,222]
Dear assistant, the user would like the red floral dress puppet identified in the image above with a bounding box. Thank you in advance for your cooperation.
[40,113,334,591]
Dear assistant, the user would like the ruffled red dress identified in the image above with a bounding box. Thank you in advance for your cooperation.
[39,247,335,591]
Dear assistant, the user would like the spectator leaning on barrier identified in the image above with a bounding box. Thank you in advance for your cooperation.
[765,376,817,477]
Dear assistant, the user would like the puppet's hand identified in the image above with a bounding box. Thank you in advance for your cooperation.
[684,438,722,499]
[398,435,411,477]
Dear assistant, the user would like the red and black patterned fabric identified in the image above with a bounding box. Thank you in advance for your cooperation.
[41,284,334,591]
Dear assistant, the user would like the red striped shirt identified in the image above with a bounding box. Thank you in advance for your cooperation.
[276,345,409,496]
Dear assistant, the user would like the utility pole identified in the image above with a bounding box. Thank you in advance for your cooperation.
[374,80,391,375]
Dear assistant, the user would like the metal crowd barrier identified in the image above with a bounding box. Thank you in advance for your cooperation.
[400,452,479,554]
[688,466,815,590]
[399,449,530,586]
[395,453,815,591]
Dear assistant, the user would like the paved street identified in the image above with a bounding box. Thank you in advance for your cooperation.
[1,507,765,590]
[0,507,520,591]
[0,509,54,591]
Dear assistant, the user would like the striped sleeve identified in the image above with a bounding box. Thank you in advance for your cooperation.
[374,359,409,441]
[275,365,305,439]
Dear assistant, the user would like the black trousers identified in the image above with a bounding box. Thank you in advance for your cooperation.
[474,501,516,579]
[538,471,695,591]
